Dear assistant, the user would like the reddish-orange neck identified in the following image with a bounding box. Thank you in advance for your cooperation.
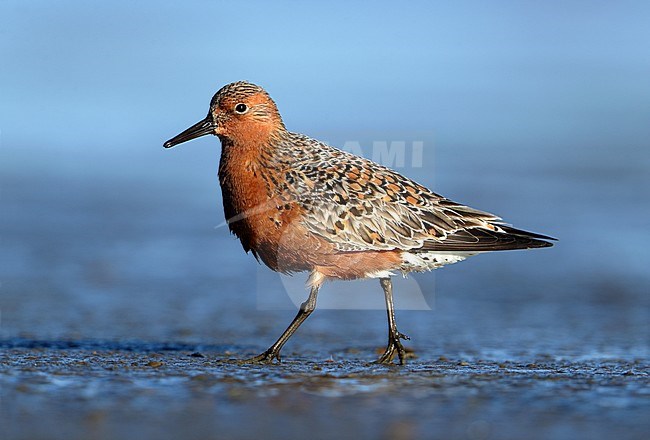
[217,131,286,254]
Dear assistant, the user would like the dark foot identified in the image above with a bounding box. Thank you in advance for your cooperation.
[243,348,281,364]
[374,331,410,365]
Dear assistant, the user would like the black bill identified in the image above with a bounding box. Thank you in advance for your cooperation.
[163,116,216,149]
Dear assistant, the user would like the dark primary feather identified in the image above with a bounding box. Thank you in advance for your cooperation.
[419,226,555,252]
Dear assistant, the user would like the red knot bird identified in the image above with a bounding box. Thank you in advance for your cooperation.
[164,81,555,364]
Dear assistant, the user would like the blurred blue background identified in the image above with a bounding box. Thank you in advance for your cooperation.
[1,1,648,355]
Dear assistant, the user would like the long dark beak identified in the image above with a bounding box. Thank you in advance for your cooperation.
[163,116,216,149]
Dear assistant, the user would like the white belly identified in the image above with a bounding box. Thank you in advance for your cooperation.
[399,251,479,273]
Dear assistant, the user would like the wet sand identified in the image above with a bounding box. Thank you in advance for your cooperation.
[2,339,648,440]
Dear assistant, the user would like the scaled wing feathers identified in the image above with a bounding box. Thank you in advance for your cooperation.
[277,135,552,253]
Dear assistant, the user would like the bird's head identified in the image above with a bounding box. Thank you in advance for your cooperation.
[164,81,284,149]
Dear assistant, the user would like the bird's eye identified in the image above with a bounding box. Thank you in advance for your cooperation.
[234,103,248,114]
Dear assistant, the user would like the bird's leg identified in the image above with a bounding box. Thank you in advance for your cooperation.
[246,285,320,364]
[374,277,410,365]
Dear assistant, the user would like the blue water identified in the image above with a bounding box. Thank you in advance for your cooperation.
[1,0,649,356]
[2,132,648,352]
[1,2,649,439]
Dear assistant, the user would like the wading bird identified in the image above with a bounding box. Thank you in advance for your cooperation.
[164,81,554,364]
